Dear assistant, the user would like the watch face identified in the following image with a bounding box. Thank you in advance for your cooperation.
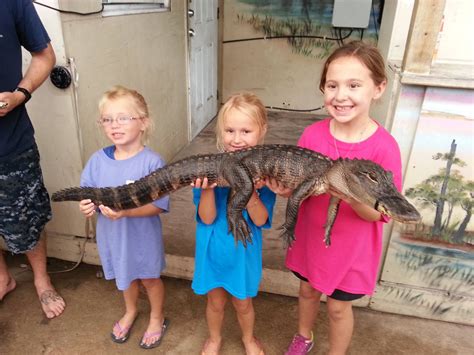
[50,66,72,89]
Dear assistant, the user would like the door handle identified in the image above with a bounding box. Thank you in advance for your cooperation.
[188,28,195,37]
[188,9,194,17]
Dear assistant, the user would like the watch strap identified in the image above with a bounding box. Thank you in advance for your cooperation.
[14,87,32,104]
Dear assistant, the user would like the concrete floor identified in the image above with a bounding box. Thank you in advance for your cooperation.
[0,253,472,355]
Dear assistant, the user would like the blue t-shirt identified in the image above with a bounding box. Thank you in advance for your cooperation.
[80,147,170,291]
[192,186,276,299]
[0,0,51,158]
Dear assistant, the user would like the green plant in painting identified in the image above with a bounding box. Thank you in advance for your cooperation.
[237,13,336,59]
[406,140,473,244]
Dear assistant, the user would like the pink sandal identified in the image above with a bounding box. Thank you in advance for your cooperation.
[111,320,135,343]
[139,318,170,349]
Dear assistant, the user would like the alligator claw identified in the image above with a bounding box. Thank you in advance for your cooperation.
[278,223,295,247]
[324,234,331,247]
[228,215,253,246]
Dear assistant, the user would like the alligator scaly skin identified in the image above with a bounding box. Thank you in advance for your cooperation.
[52,144,421,246]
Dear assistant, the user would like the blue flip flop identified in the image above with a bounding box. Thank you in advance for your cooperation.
[139,318,170,349]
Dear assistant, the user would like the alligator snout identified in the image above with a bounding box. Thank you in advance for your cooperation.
[375,195,421,223]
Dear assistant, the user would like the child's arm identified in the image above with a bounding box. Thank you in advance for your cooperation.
[193,177,217,225]
[328,187,381,222]
[246,181,270,227]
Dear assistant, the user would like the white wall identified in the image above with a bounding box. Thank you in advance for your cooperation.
[27,0,190,239]
[435,0,474,65]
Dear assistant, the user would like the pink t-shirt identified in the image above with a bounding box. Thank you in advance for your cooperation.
[285,118,402,295]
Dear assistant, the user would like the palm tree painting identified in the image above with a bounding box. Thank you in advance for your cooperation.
[379,87,473,323]
[401,92,473,250]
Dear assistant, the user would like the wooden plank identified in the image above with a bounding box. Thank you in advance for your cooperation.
[403,0,446,74]
[401,64,474,89]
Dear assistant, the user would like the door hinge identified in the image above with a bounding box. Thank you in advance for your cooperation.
[217,7,219,19]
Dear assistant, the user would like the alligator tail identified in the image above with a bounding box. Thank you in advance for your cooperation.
[51,154,220,210]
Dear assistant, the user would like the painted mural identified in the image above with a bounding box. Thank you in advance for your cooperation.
[377,87,474,324]
[232,0,382,58]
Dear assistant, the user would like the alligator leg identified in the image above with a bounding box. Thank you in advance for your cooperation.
[220,156,254,246]
[280,178,327,246]
[323,196,341,246]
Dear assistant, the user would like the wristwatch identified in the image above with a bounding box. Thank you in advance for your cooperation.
[14,87,32,104]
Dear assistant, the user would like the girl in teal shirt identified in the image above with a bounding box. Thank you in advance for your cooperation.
[192,93,275,355]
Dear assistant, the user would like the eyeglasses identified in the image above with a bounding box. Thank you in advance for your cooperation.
[98,116,139,126]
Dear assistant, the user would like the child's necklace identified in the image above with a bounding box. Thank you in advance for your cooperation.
[332,121,370,159]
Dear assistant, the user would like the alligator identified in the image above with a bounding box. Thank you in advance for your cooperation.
[51,144,421,247]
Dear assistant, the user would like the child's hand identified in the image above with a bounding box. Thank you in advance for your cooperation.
[265,178,293,197]
[191,177,217,190]
[254,179,266,190]
[98,204,125,220]
[79,199,96,217]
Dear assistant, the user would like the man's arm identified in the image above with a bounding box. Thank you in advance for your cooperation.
[15,42,56,103]
[0,43,55,115]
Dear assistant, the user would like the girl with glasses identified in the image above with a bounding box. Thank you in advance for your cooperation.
[78,85,170,349]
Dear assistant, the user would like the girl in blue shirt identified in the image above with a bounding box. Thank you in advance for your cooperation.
[192,93,276,355]
[79,86,170,349]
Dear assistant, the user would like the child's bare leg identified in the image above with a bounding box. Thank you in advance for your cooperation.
[232,296,263,355]
[113,280,139,338]
[297,280,321,339]
[203,288,227,354]
[326,298,353,355]
[140,278,165,346]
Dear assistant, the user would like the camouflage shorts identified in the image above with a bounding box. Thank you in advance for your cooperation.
[0,144,52,254]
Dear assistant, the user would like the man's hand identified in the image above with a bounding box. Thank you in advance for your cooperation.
[0,92,25,117]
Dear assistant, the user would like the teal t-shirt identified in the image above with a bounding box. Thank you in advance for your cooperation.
[192,186,276,299]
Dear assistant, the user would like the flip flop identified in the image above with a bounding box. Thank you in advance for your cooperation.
[139,317,170,349]
[111,318,136,344]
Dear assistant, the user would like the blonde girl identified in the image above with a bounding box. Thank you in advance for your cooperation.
[79,86,170,349]
[193,93,276,355]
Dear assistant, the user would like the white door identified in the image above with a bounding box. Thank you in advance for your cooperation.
[188,0,218,139]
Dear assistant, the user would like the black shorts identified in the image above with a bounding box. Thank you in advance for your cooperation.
[0,144,52,254]
[292,271,365,301]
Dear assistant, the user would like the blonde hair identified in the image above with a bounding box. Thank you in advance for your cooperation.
[215,92,268,152]
[98,85,154,144]
[319,41,387,92]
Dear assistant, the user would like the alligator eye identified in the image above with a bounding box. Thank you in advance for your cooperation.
[363,172,378,183]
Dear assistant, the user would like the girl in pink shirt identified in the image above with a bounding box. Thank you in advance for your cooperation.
[269,42,402,355]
